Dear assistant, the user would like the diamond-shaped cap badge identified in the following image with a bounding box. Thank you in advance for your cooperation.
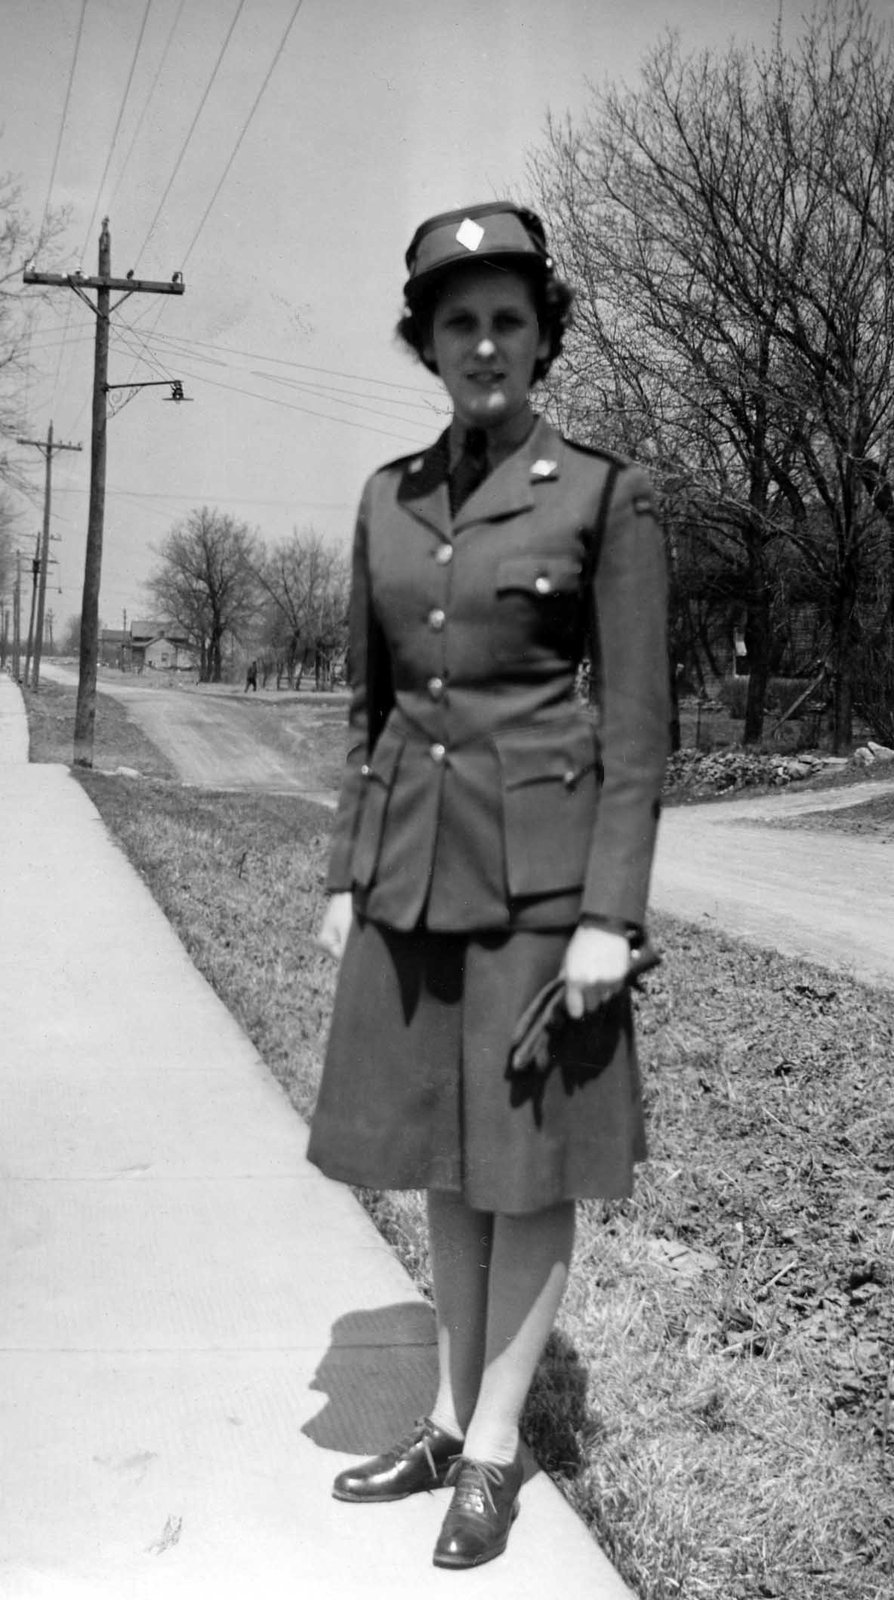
[455,218,485,252]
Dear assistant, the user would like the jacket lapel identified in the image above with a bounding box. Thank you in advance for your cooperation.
[395,432,452,540]
[452,415,564,533]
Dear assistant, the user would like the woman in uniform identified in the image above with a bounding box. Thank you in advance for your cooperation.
[308,201,668,1569]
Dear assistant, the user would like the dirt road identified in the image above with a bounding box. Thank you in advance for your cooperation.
[652,782,894,989]
[40,663,344,806]
[43,663,894,988]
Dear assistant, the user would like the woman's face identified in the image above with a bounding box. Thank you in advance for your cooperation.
[423,265,550,431]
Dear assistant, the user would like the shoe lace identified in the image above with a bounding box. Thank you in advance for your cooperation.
[444,1459,504,1519]
[384,1418,441,1478]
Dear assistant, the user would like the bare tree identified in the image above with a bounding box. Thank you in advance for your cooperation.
[531,0,894,750]
[254,529,349,689]
[1,164,67,489]
[146,508,261,682]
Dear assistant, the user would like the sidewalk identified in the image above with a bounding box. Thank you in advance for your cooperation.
[0,672,634,1600]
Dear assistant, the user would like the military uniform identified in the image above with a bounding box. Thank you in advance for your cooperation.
[307,412,668,1212]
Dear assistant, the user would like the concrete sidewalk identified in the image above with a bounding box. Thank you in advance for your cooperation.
[0,671,634,1600]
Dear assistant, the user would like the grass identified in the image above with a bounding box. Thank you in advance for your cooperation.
[23,676,179,778]
[23,684,894,1600]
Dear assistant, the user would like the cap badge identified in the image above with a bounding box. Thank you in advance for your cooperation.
[455,217,485,252]
[530,458,558,479]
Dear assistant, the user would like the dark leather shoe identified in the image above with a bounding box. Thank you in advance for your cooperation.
[332,1417,464,1503]
[432,1454,523,1568]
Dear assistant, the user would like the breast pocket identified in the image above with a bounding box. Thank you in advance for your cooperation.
[494,719,601,898]
[490,554,585,665]
[351,727,404,889]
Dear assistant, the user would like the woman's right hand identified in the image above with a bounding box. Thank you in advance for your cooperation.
[316,892,354,964]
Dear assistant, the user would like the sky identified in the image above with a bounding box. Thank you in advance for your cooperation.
[1,0,815,633]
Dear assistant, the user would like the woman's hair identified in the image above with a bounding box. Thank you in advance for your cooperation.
[395,262,574,385]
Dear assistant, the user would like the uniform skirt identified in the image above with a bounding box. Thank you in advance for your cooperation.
[307,917,647,1214]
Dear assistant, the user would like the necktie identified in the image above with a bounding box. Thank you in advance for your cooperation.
[449,428,489,515]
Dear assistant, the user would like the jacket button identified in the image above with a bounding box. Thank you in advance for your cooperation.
[427,676,445,700]
[361,763,371,778]
[428,607,446,630]
[535,573,552,594]
[430,742,446,763]
[435,544,454,565]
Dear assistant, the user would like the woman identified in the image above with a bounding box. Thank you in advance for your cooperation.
[308,201,668,1570]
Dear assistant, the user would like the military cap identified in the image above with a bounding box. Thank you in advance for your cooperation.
[403,202,553,303]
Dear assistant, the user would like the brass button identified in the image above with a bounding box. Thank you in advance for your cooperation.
[428,607,446,630]
[430,742,446,763]
[427,676,445,700]
[535,573,552,595]
[361,763,371,778]
[435,544,454,565]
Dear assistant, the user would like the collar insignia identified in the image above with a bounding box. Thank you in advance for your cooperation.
[530,458,558,480]
[408,456,425,474]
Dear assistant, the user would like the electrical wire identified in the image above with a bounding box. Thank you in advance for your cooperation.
[132,0,247,267]
[80,0,156,260]
[36,0,88,253]
[167,362,434,443]
[108,0,188,215]
[148,328,440,395]
[181,0,307,269]
[50,0,153,415]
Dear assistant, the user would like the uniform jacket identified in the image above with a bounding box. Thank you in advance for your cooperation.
[326,414,669,932]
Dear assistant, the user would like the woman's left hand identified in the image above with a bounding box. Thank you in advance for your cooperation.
[562,925,630,1020]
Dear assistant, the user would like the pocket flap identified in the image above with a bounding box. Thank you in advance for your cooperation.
[496,554,582,596]
[495,719,598,791]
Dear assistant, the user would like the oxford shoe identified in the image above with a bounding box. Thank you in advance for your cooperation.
[332,1417,464,1503]
[432,1454,524,1568]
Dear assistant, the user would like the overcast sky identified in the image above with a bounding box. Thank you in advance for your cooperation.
[1,0,829,631]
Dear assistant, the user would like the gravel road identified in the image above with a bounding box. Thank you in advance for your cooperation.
[43,663,894,988]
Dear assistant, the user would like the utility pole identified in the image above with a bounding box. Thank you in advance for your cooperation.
[24,220,185,765]
[23,535,40,690]
[12,550,22,680]
[17,420,81,692]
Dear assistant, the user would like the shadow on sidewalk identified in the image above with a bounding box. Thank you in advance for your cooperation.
[302,1301,439,1456]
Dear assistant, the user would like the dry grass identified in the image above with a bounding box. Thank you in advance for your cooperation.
[23,677,178,777]
[26,682,893,1600]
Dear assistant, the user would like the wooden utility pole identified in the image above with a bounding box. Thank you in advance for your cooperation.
[12,550,22,680]
[24,219,185,765]
[22,535,40,690]
[17,420,81,691]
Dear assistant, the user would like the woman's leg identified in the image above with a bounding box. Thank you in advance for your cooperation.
[462,1199,575,1465]
[426,1189,494,1439]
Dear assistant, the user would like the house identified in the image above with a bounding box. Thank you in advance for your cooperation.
[130,619,196,673]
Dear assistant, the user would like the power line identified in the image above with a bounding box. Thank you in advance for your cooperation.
[51,0,153,416]
[132,0,247,266]
[80,0,155,261]
[148,328,440,395]
[36,0,89,253]
[182,0,307,268]
[108,0,188,214]
[169,362,434,443]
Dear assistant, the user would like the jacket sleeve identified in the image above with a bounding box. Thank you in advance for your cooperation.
[581,464,669,925]
[325,484,393,892]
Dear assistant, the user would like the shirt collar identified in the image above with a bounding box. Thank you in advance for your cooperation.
[448,406,538,473]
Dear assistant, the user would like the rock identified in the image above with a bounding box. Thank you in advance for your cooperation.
[867,741,894,762]
[852,747,875,767]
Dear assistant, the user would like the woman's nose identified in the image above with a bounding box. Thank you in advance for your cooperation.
[476,335,496,358]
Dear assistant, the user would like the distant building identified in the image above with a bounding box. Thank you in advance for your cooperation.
[123,620,197,672]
